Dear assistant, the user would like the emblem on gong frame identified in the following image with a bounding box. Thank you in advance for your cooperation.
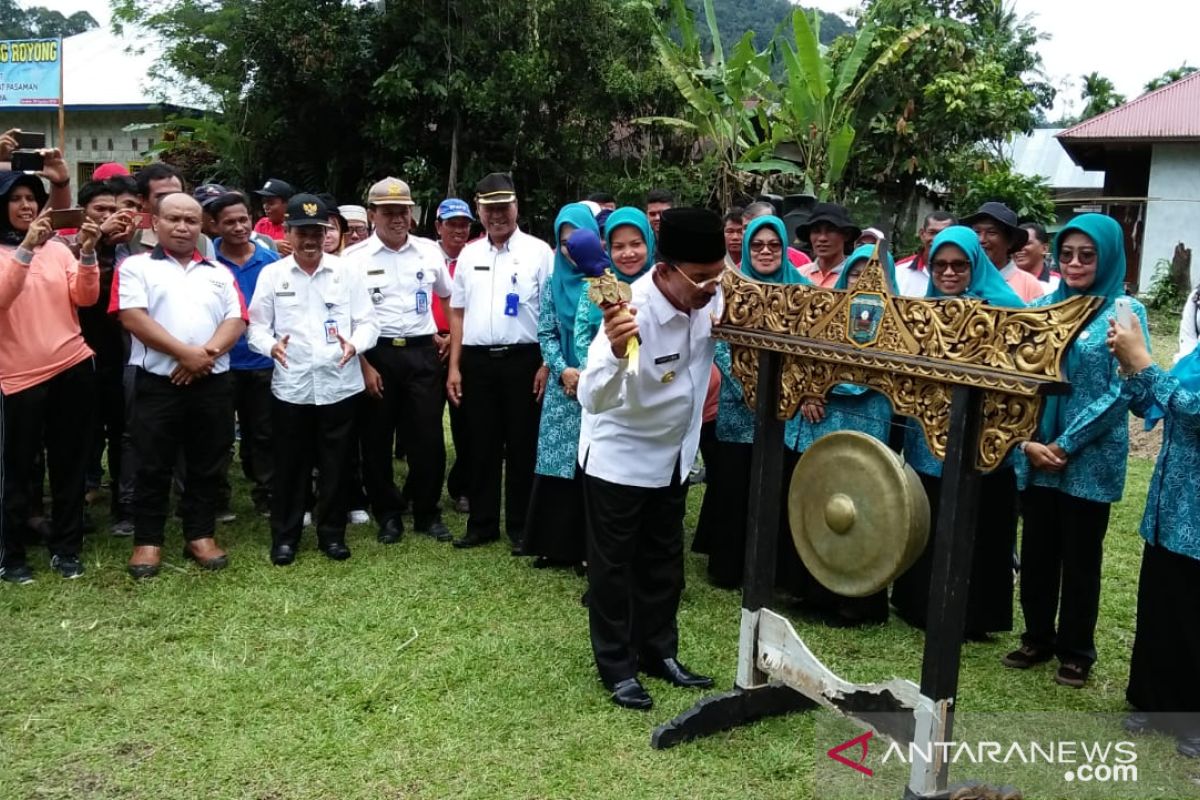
[847,292,885,347]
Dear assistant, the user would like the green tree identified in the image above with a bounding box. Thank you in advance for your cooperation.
[0,0,97,38]
[113,0,677,233]
[952,157,1054,225]
[1144,62,1197,93]
[684,0,854,54]
[1078,71,1125,120]
[835,0,1054,237]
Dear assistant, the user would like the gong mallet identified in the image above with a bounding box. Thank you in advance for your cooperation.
[567,228,642,374]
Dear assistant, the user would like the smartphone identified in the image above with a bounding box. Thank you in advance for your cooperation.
[1114,297,1134,330]
[132,211,153,230]
[11,150,44,172]
[14,131,45,149]
[48,208,85,230]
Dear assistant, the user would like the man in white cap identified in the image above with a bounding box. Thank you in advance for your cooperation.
[340,205,370,247]
[343,178,454,544]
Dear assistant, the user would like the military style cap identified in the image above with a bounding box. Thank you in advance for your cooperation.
[284,193,333,228]
[366,177,416,206]
[254,178,294,199]
[657,208,725,264]
[475,172,517,205]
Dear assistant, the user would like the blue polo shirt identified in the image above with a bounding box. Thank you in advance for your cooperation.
[216,238,279,371]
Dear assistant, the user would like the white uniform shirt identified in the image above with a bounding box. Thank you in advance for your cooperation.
[894,254,930,297]
[577,273,720,488]
[113,248,246,377]
[246,254,380,406]
[1177,293,1199,364]
[449,229,553,346]
[342,233,450,338]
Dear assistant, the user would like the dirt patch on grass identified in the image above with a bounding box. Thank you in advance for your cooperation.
[1128,417,1161,461]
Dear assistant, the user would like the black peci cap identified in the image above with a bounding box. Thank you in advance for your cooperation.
[657,208,726,264]
[284,193,333,228]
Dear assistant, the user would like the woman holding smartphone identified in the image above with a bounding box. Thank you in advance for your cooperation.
[0,171,102,584]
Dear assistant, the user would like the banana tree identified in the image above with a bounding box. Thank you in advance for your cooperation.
[636,0,778,209]
[766,10,929,200]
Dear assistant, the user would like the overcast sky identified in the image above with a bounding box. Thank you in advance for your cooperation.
[32,0,1200,117]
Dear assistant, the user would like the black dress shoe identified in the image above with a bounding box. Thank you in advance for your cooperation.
[270,544,296,566]
[377,517,404,544]
[1123,712,1159,734]
[609,678,653,710]
[1178,734,1200,759]
[319,541,352,561]
[452,530,499,549]
[415,518,452,542]
[640,657,714,689]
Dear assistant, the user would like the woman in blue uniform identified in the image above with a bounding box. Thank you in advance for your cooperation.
[891,226,1025,638]
[1005,213,1149,688]
[779,243,896,624]
[573,208,655,367]
[694,215,803,588]
[523,203,599,568]
[1109,315,1200,758]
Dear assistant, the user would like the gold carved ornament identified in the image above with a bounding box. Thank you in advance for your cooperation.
[716,249,1101,472]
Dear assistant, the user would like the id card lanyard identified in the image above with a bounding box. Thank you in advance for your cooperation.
[504,272,520,317]
[415,269,429,315]
[324,302,338,343]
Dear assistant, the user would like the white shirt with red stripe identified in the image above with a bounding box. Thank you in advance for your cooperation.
[111,246,247,377]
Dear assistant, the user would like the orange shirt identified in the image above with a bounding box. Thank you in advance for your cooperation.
[799,259,844,288]
[0,241,98,394]
[254,217,286,241]
[1002,263,1046,304]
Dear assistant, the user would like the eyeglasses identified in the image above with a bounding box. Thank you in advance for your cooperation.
[1058,247,1097,266]
[749,241,782,253]
[930,259,971,275]
[671,263,725,290]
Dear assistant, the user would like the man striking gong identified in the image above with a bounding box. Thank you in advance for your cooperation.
[577,208,726,710]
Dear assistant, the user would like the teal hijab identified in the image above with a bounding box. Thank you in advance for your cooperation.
[925,225,1024,308]
[739,216,805,285]
[834,243,898,293]
[587,207,655,327]
[1041,213,1126,441]
[551,203,599,367]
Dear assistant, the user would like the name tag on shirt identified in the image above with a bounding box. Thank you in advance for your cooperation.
[654,353,681,365]
[473,265,490,271]
[366,269,385,276]
[277,291,296,297]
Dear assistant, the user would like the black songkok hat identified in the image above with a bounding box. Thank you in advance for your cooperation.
[657,207,725,264]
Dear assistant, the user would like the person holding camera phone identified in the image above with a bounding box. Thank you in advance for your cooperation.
[0,172,102,584]
[0,130,73,211]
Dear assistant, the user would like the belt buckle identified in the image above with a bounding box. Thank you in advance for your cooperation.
[488,346,508,357]
[391,337,408,347]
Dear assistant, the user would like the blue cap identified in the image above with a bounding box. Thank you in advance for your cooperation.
[436,198,474,221]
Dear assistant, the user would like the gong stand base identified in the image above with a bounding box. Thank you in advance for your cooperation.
[651,683,814,750]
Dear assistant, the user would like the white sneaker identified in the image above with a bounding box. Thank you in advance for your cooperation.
[303,511,312,527]
[348,509,370,525]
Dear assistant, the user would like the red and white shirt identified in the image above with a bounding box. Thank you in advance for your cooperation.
[111,246,247,377]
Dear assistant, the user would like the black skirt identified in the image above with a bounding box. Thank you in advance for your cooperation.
[693,440,753,587]
[891,468,1018,636]
[1127,542,1200,716]
[522,471,585,565]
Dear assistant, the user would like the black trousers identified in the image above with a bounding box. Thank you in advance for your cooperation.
[445,377,471,500]
[583,470,687,686]
[1127,543,1200,722]
[232,368,274,507]
[131,370,233,547]
[271,395,356,548]
[460,344,542,539]
[116,365,139,520]
[85,363,124,512]
[1,359,95,565]
[360,343,445,525]
[1018,486,1111,666]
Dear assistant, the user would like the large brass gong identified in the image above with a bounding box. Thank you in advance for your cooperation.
[788,431,930,597]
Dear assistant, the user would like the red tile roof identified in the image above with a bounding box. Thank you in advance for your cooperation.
[1058,71,1200,142]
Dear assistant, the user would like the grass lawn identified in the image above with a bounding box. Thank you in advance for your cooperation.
[0,308,1193,799]
[3,441,1199,799]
